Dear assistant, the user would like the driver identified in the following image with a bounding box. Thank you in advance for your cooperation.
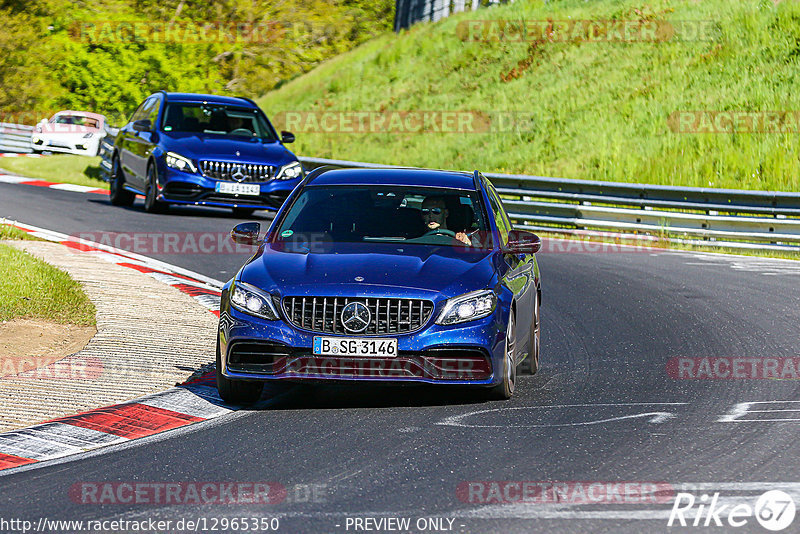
[228,116,245,132]
[420,196,471,246]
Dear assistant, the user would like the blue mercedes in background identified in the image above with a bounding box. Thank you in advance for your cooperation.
[110,91,303,215]
[217,167,542,403]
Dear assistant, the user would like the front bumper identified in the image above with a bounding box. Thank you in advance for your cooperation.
[219,305,507,386]
[157,167,301,210]
[31,135,100,156]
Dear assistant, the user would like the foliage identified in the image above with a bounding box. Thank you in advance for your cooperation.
[0,243,96,325]
[0,0,393,124]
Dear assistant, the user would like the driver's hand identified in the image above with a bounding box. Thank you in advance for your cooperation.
[455,232,472,246]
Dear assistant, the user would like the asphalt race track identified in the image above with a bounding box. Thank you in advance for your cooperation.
[2,181,800,533]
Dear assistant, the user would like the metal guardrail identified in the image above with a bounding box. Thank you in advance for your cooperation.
[299,156,800,252]
[98,135,115,180]
[3,126,797,251]
[0,123,33,153]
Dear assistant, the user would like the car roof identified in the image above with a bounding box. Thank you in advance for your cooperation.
[53,110,104,121]
[307,168,478,190]
[161,92,256,108]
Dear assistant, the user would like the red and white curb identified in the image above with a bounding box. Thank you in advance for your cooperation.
[7,221,223,314]
[0,173,109,195]
[0,154,109,194]
[0,372,225,471]
[0,221,237,474]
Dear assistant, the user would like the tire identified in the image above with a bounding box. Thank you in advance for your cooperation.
[109,155,135,207]
[216,334,263,405]
[487,309,517,400]
[143,164,166,213]
[232,207,256,218]
[522,291,540,375]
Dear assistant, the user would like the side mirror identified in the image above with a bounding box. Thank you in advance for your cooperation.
[231,222,261,245]
[132,119,152,132]
[506,230,541,254]
[280,130,295,144]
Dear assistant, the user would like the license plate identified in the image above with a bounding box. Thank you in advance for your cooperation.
[313,337,398,357]
[215,182,260,196]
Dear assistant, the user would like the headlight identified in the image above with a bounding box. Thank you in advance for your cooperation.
[276,161,303,180]
[436,290,497,325]
[83,132,94,138]
[230,281,279,320]
[165,152,197,173]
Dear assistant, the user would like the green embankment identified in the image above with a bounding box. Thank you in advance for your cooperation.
[0,226,96,325]
[259,0,800,191]
[0,155,107,189]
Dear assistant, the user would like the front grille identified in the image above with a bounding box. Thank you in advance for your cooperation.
[282,297,434,335]
[228,350,491,380]
[200,160,274,182]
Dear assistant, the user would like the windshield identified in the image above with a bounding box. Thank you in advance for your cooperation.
[53,115,99,128]
[274,185,492,249]
[161,103,277,141]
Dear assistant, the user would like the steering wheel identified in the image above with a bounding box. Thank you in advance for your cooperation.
[229,128,254,136]
[423,228,456,237]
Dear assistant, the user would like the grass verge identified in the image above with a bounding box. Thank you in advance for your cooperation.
[0,155,107,189]
[0,223,38,240]
[0,242,96,326]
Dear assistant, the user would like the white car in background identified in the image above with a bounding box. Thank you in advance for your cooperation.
[31,111,106,156]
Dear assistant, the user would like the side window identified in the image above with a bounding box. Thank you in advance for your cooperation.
[486,183,511,246]
[128,100,149,124]
[145,98,160,126]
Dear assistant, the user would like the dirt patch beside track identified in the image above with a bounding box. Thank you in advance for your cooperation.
[0,319,95,378]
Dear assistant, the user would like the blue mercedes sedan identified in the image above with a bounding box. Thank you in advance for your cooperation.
[217,167,541,402]
[110,92,303,215]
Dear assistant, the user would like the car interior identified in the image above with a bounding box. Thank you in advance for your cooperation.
[284,189,481,245]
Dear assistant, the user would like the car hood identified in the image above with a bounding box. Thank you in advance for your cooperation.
[39,125,100,136]
[161,133,296,165]
[239,242,498,300]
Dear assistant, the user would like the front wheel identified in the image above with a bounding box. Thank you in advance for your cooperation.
[216,334,263,405]
[109,156,135,207]
[143,164,166,213]
[487,310,517,400]
[522,292,540,375]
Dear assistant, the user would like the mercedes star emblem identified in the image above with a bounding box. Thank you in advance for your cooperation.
[231,164,245,182]
[341,302,371,333]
